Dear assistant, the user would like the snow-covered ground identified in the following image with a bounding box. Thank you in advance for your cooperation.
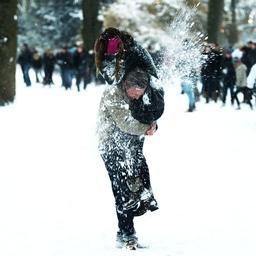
[0,67,256,256]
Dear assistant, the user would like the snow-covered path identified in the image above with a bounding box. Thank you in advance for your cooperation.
[0,69,256,256]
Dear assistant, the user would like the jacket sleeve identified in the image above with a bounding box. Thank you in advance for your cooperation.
[103,88,150,135]
[247,64,256,89]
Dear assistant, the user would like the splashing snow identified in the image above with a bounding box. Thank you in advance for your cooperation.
[157,5,205,87]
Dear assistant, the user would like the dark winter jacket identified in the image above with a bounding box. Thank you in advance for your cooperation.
[129,84,165,125]
[73,50,90,72]
[201,49,223,79]
[32,52,42,70]
[124,42,158,79]
[18,48,32,66]
[241,46,252,75]
[248,49,256,69]
[43,53,56,71]
[222,57,236,86]
[56,51,73,69]
[123,61,164,125]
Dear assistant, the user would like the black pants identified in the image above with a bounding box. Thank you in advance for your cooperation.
[21,64,31,86]
[202,76,220,103]
[44,67,54,85]
[222,83,235,104]
[60,68,72,89]
[101,135,152,237]
[233,87,253,108]
[75,68,91,91]
[75,71,84,91]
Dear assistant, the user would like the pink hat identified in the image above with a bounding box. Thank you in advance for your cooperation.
[107,36,122,55]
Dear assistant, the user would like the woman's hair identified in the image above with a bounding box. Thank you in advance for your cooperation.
[94,27,134,81]
[124,67,150,89]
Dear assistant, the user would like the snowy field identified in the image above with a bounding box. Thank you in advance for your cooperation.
[1,67,256,256]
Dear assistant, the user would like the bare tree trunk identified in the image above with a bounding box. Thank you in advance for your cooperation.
[82,0,102,52]
[0,0,18,106]
[207,0,224,44]
[229,0,238,45]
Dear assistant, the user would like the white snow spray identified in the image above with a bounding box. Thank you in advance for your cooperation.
[155,4,205,88]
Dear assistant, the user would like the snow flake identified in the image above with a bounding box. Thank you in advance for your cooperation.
[143,93,150,105]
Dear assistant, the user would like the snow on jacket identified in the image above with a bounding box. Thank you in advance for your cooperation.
[97,85,150,149]
[235,63,247,88]
[247,63,256,89]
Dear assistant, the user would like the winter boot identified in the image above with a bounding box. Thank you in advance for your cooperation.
[116,231,124,248]
[123,236,148,250]
[123,234,138,250]
[117,232,148,250]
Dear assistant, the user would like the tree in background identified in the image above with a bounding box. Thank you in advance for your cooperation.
[0,0,18,105]
[228,0,239,45]
[207,0,224,44]
[82,0,102,51]
[233,0,256,44]
[18,0,82,50]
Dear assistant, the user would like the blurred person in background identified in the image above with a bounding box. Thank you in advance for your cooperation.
[73,44,91,91]
[201,43,223,103]
[221,49,236,105]
[42,48,56,85]
[247,62,256,105]
[233,57,253,110]
[56,46,73,90]
[240,41,256,75]
[31,48,43,83]
[17,43,32,86]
